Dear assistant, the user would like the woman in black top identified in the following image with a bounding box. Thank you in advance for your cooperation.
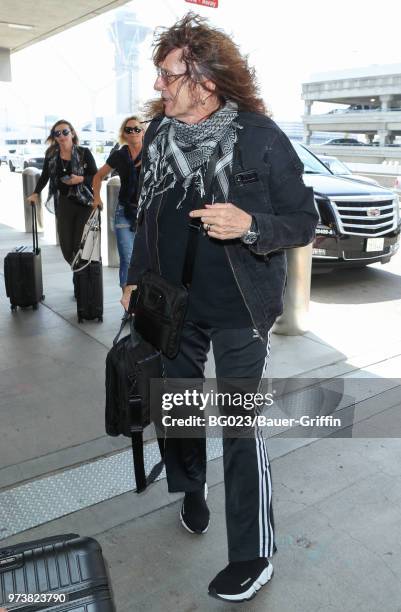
[28,119,98,265]
[92,115,143,288]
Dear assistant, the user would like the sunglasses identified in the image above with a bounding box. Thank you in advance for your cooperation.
[53,128,71,137]
[124,126,143,134]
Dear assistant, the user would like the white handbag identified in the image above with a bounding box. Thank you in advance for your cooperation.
[71,208,101,272]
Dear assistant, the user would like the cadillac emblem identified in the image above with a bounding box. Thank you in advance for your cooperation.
[367,207,380,217]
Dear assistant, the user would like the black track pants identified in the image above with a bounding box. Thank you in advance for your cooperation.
[56,195,92,264]
[162,321,276,562]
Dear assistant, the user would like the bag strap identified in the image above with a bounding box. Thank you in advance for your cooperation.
[131,426,164,493]
[182,147,219,288]
[70,208,100,272]
[71,231,100,273]
[113,312,144,346]
[113,314,127,345]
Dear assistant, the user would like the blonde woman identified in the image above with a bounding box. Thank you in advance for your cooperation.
[93,116,144,288]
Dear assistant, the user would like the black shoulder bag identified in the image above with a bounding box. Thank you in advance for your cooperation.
[132,149,219,359]
[105,314,164,492]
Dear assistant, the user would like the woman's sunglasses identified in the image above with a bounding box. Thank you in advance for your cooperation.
[53,128,71,137]
[124,126,143,134]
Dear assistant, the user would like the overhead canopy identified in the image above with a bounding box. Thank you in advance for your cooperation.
[0,0,130,53]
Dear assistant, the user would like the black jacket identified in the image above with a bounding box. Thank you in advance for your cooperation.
[127,112,318,340]
[34,146,97,195]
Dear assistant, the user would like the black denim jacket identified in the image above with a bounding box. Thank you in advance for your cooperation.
[127,112,319,341]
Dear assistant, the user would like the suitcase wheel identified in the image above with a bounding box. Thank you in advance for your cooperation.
[41,294,45,301]
[10,304,17,311]
[33,303,38,310]
[98,316,103,323]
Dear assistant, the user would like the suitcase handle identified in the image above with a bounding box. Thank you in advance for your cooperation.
[0,533,80,557]
[0,553,23,571]
[31,202,39,254]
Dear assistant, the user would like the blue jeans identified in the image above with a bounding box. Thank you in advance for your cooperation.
[114,202,135,287]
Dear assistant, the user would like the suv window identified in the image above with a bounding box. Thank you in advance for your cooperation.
[327,158,351,174]
[291,142,331,175]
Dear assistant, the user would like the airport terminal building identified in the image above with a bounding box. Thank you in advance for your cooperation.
[302,63,401,148]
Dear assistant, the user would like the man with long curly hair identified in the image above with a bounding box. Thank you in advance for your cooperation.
[122,13,318,603]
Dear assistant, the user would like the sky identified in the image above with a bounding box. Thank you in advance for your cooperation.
[1,0,401,134]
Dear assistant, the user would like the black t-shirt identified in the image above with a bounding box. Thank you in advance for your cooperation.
[57,158,72,195]
[106,145,141,206]
[158,183,252,329]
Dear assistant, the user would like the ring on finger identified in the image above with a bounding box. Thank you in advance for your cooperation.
[204,223,211,232]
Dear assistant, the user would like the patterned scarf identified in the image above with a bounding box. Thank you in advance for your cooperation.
[138,100,240,212]
[45,145,93,213]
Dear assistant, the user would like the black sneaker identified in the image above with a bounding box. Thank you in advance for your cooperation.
[180,483,209,534]
[208,558,273,602]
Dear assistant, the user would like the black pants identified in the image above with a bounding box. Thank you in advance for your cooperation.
[56,195,92,264]
[162,321,276,562]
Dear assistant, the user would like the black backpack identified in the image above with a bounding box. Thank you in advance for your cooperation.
[105,314,164,492]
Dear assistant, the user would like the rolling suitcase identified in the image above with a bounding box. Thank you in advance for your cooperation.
[74,261,103,323]
[4,205,44,311]
[72,210,103,324]
[0,533,115,611]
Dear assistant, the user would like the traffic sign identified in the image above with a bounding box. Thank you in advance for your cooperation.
[185,0,218,7]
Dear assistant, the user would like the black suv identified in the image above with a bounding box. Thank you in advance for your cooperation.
[293,142,401,271]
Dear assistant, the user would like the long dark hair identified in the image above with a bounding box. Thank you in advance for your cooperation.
[45,119,79,156]
[144,12,267,118]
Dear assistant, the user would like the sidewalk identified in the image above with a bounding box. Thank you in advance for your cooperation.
[1,220,401,611]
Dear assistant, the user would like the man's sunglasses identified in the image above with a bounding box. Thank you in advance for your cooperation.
[124,126,143,134]
[53,128,71,137]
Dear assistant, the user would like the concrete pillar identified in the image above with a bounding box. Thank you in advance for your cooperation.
[303,102,313,145]
[304,100,313,116]
[303,127,312,145]
[380,95,393,112]
[378,128,389,147]
[22,168,44,233]
[272,244,313,335]
[0,47,11,81]
[106,176,121,268]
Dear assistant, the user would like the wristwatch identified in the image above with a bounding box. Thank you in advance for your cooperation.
[241,216,259,245]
